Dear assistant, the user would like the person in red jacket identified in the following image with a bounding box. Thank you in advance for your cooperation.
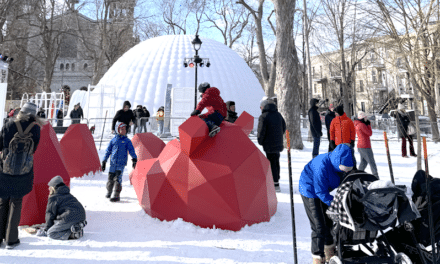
[190,82,227,137]
[329,104,357,168]
[354,111,378,177]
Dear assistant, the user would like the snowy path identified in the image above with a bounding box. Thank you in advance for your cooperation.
[0,130,436,263]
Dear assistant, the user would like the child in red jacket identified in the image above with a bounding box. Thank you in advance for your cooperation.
[354,111,378,177]
[190,82,227,137]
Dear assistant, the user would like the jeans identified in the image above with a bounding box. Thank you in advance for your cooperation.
[312,137,321,158]
[301,195,334,257]
[358,148,379,177]
[202,111,224,131]
[158,120,164,135]
[266,152,281,183]
[401,135,416,156]
[0,197,23,244]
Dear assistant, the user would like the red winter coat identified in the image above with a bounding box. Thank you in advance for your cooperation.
[196,87,227,119]
[330,113,356,145]
[354,120,372,149]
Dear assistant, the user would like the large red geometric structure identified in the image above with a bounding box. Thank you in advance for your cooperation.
[60,124,101,178]
[132,114,276,231]
[233,111,254,136]
[131,133,166,161]
[20,123,71,226]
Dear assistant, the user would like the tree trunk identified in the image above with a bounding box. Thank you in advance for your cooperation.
[414,89,422,170]
[425,95,440,141]
[42,54,54,93]
[272,0,303,149]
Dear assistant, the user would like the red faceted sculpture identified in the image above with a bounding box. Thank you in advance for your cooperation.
[60,124,101,178]
[234,111,254,136]
[20,123,71,226]
[131,133,166,161]
[132,114,277,231]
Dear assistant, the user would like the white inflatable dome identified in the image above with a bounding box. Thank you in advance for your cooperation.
[84,35,264,122]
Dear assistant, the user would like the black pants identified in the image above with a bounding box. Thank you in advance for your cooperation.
[0,197,23,244]
[266,152,281,183]
[301,195,334,257]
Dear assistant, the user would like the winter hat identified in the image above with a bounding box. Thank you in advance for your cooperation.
[398,103,405,110]
[115,122,127,134]
[123,101,131,109]
[260,99,272,109]
[335,105,344,116]
[48,176,64,187]
[137,105,142,109]
[198,82,210,94]
[358,111,367,120]
[20,102,37,116]
[226,101,235,108]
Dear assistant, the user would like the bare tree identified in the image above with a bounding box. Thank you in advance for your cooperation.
[270,0,303,149]
[237,0,276,97]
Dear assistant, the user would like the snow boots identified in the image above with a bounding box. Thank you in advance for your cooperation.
[324,244,336,262]
[274,182,281,193]
[209,125,221,137]
[5,239,20,250]
[110,170,123,202]
[69,221,87,239]
[105,172,115,198]
[312,255,324,264]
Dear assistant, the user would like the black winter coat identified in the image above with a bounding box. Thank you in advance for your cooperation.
[134,109,145,125]
[308,99,322,138]
[393,110,410,138]
[257,103,286,153]
[325,110,336,140]
[70,109,83,124]
[37,111,46,119]
[0,118,40,198]
[45,184,86,231]
[225,110,238,123]
[112,109,136,131]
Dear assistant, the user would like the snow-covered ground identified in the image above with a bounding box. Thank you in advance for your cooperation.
[1,129,437,264]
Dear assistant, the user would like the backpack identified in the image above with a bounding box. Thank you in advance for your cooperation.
[2,121,36,175]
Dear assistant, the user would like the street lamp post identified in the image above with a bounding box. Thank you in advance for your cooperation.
[183,35,211,109]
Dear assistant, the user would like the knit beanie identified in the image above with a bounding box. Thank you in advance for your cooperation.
[115,122,127,134]
[198,82,210,94]
[48,176,64,187]
[358,111,367,120]
[260,99,271,109]
[226,101,235,108]
[123,101,131,108]
[21,102,38,116]
[335,105,344,116]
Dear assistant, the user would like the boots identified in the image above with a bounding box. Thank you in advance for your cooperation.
[110,182,122,202]
[324,244,336,262]
[312,255,324,264]
[105,173,115,198]
[209,125,221,137]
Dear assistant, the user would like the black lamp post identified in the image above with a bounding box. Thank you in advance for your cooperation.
[184,35,211,109]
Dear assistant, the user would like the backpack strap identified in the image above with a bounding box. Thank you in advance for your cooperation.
[14,121,24,136]
[23,122,36,135]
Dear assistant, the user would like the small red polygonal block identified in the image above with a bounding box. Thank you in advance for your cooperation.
[234,111,254,136]
[60,124,101,178]
[131,133,166,161]
[20,123,71,226]
[131,117,277,231]
[178,116,209,156]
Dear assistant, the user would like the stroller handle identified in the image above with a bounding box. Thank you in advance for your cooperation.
[359,187,407,203]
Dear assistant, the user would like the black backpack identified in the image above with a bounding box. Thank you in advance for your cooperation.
[2,121,36,175]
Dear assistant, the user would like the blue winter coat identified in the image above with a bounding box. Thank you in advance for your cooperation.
[299,144,353,206]
[103,134,137,170]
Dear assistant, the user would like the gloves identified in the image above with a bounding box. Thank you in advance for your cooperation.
[36,229,47,237]
[329,140,336,151]
[132,158,137,169]
[365,120,370,126]
[191,109,201,116]
[101,161,106,171]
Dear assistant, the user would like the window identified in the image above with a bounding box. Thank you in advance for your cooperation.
[359,80,364,92]
[372,70,377,83]
[72,63,75,71]
[83,63,88,70]
[358,61,362,70]
[66,63,70,70]
[60,64,64,71]
[361,102,365,112]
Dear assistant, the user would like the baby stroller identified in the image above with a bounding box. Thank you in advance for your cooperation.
[326,171,420,264]
[386,170,440,264]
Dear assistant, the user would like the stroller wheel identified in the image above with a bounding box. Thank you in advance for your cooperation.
[395,253,412,264]
[329,256,342,264]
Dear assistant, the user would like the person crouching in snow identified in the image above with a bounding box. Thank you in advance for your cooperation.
[190,82,227,137]
[36,176,87,240]
[299,144,353,264]
[101,122,137,202]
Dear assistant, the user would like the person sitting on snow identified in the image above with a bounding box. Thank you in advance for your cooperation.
[36,176,87,240]
[299,144,353,264]
[101,122,137,202]
[190,82,227,137]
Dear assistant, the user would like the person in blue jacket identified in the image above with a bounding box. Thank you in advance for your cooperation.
[299,144,353,264]
[101,122,137,202]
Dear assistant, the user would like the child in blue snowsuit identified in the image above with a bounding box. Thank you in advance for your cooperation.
[299,144,353,264]
[101,122,137,202]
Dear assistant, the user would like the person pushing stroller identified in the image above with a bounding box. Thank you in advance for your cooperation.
[299,144,354,264]
[190,82,227,137]
[101,122,137,202]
